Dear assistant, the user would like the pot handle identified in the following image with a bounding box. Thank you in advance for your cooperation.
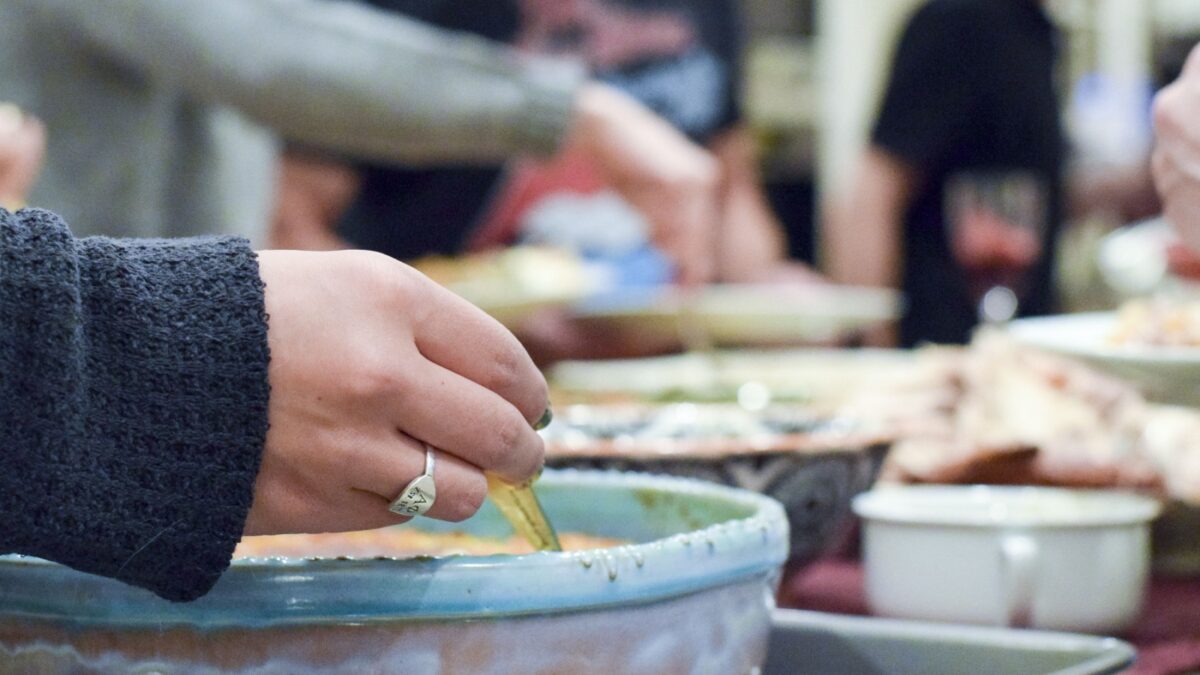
[999,531,1038,628]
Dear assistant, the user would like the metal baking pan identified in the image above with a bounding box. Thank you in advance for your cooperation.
[765,609,1135,675]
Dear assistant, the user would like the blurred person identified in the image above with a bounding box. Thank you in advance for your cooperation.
[825,0,1154,347]
[0,104,44,210]
[1,0,717,282]
[1154,44,1200,251]
[272,0,818,287]
[2,206,549,602]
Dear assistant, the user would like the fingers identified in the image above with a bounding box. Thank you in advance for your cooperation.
[1184,43,1200,77]
[352,431,489,524]
[404,270,549,426]
[1153,74,1200,247]
[245,431,490,535]
[389,351,545,484]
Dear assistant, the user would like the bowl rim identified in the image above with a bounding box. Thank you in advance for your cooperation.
[853,485,1162,529]
[0,470,789,628]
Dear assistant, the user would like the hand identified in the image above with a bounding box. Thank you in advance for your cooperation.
[0,105,45,208]
[1153,45,1200,249]
[246,250,549,535]
[564,84,720,284]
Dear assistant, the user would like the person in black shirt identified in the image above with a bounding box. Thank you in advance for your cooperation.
[827,0,1065,347]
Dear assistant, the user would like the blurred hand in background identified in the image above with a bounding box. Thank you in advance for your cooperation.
[0,105,45,210]
[1153,44,1200,250]
[562,83,720,285]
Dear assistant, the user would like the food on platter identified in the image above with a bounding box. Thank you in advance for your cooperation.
[414,246,598,325]
[846,333,1200,504]
[1109,297,1200,348]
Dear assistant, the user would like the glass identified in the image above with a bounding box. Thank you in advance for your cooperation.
[944,171,1048,325]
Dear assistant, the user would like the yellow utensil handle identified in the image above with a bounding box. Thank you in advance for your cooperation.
[487,473,562,552]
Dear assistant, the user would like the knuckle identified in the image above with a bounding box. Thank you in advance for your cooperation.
[347,360,406,399]
[442,474,487,522]
[492,413,526,461]
[345,251,422,307]
[483,340,529,395]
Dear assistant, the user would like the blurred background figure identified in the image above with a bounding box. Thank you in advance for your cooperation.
[0,104,44,211]
[1154,44,1200,251]
[272,0,819,288]
[823,0,1158,348]
[0,0,717,281]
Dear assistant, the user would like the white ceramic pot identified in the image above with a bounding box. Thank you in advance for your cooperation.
[853,485,1161,633]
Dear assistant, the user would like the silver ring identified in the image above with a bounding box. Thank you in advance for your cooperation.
[388,444,437,517]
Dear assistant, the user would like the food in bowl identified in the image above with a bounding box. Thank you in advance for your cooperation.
[234,529,625,559]
[0,471,788,674]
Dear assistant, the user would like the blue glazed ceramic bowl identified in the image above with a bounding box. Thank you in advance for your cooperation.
[0,470,788,674]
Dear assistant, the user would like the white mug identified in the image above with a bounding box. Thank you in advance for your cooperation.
[853,485,1161,633]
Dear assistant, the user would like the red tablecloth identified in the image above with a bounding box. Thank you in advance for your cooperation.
[779,560,1200,675]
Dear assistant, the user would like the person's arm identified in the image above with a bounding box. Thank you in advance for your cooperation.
[824,147,917,291]
[270,152,360,251]
[710,127,822,284]
[1,209,550,602]
[25,0,720,281]
[1,208,272,602]
[1068,161,1160,223]
[0,105,44,210]
[24,0,578,163]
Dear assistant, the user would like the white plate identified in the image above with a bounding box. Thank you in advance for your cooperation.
[572,284,902,347]
[550,348,916,403]
[1007,312,1200,406]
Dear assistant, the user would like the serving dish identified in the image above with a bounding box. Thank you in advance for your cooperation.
[853,485,1161,633]
[0,470,788,674]
[417,246,604,328]
[570,283,901,347]
[548,348,918,406]
[542,404,891,567]
[1007,312,1200,407]
[764,609,1135,675]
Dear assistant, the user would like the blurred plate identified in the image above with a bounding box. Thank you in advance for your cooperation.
[452,281,595,328]
[571,284,901,347]
[1008,312,1200,407]
[764,609,1135,675]
[419,247,606,328]
[549,348,917,405]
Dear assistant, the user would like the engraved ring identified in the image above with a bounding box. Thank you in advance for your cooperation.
[388,444,437,517]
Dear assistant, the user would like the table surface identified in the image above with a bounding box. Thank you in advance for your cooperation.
[779,559,1200,675]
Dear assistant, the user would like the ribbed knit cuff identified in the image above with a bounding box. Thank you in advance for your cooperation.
[0,209,271,602]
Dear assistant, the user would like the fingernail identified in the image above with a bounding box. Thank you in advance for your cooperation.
[534,407,554,431]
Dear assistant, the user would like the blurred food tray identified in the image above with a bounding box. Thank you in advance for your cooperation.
[571,284,901,348]
[764,609,1134,675]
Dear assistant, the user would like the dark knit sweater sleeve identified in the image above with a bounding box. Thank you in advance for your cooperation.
[0,208,270,602]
